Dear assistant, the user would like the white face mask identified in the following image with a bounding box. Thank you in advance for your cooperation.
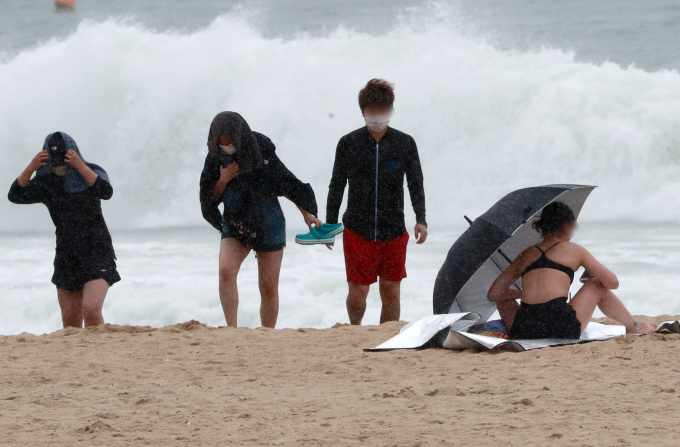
[219,144,236,155]
[52,165,67,177]
[364,114,391,132]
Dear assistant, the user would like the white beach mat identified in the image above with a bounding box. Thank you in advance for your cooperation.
[366,314,680,352]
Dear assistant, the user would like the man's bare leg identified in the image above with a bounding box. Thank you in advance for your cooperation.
[570,279,656,334]
[57,288,83,328]
[378,279,401,324]
[347,282,370,325]
[81,279,108,326]
[256,249,284,328]
[218,238,251,327]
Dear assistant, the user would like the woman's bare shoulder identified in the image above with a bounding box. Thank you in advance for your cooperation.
[514,245,540,266]
[562,241,591,258]
[519,245,539,256]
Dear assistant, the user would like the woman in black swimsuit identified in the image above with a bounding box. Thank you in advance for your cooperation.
[487,201,656,339]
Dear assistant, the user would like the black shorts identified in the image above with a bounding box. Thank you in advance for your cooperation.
[52,254,121,292]
[509,297,582,340]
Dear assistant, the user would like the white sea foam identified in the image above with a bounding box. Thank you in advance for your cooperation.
[2,9,680,233]
[1,223,679,336]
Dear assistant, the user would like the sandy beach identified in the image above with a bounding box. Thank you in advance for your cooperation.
[0,316,678,446]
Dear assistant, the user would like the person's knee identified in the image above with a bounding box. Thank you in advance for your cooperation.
[59,300,79,315]
[348,283,370,300]
[259,281,279,299]
[379,279,400,288]
[60,306,82,327]
[82,300,102,319]
[219,264,239,282]
[349,282,370,291]
[584,278,605,290]
[379,279,400,298]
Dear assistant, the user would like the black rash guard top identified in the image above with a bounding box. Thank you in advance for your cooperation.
[326,126,427,242]
[8,174,116,262]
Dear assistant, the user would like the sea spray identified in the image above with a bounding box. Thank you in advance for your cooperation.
[2,11,680,233]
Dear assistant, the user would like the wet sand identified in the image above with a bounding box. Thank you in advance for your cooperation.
[1,316,679,446]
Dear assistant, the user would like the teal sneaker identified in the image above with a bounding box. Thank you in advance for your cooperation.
[295,226,335,245]
[316,222,344,237]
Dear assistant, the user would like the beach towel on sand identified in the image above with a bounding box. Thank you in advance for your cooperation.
[366,313,680,352]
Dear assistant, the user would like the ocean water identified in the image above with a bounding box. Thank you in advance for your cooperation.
[2,223,679,336]
[1,0,680,334]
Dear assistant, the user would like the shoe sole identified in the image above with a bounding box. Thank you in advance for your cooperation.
[295,237,335,245]
[319,225,345,237]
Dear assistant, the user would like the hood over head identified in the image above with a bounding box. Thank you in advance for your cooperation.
[36,131,109,193]
[207,112,263,173]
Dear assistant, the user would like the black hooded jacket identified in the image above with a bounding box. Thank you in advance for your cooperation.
[326,126,427,241]
[8,133,116,262]
[200,113,317,235]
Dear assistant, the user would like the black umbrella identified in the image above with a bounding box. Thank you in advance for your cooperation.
[433,184,596,322]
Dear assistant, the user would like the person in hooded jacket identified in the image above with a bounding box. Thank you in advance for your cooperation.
[200,112,321,328]
[8,132,120,328]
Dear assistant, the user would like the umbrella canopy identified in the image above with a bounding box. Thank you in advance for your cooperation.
[433,184,596,322]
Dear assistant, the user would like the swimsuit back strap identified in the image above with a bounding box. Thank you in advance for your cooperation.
[543,241,562,253]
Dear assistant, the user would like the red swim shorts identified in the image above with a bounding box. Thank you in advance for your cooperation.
[343,228,409,285]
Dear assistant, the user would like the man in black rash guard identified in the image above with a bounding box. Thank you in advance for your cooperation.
[8,132,120,328]
[326,79,428,325]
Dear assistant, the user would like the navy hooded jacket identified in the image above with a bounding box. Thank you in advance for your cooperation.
[199,113,318,240]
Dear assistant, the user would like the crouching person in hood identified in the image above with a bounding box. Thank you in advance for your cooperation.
[200,112,321,328]
[8,132,120,328]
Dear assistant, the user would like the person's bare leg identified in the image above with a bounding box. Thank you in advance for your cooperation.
[256,249,283,328]
[378,279,401,324]
[347,282,370,325]
[496,299,521,329]
[81,279,109,327]
[57,288,83,328]
[219,238,251,327]
[570,279,656,334]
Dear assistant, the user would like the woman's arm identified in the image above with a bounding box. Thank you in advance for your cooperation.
[9,151,49,204]
[8,178,47,204]
[578,245,619,289]
[17,150,49,187]
[64,150,113,199]
[297,204,322,231]
[199,152,225,231]
[211,162,239,200]
[487,251,530,302]
[264,139,319,218]
[65,150,98,186]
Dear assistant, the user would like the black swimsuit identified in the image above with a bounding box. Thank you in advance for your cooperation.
[509,242,581,340]
[521,242,575,283]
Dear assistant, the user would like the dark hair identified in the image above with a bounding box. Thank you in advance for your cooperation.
[358,79,395,112]
[533,201,576,235]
